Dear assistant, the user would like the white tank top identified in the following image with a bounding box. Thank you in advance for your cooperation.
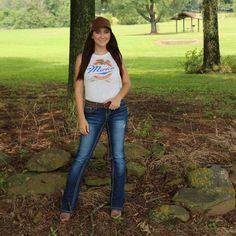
[84,52,122,103]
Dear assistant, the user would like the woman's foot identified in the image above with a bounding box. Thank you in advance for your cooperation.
[111,209,122,219]
[60,212,71,223]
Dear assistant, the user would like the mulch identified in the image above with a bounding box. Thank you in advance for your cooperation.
[0,84,236,235]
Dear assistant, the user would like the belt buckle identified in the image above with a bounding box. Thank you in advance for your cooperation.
[103,101,110,109]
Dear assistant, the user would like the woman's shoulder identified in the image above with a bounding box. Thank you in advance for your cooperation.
[76,53,83,65]
[75,53,83,68]
[77,53,82,61]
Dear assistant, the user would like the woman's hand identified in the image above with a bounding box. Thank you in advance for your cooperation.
[109,96,121,110]
[79,117,89,135]
[108,63,131,111]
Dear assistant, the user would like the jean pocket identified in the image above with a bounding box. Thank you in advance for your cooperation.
[119,100,127,109]
[84,106,98,113]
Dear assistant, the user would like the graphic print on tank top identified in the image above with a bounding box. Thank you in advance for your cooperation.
[84,52,121,103]
[87,59,114,82]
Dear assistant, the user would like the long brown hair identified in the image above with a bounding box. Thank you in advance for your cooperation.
[77,29,123,80]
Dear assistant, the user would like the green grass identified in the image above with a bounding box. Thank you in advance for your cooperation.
[0,15,236,117]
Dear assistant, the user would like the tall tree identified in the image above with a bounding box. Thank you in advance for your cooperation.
[68,0,95,97]
[184,0,203,11]
[218,0,234,11]
[135,0,158,33]
[202,0,220,71]
[134,0,187,34]
[96,0,143,25]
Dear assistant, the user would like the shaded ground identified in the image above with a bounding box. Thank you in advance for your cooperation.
[0,84,236,236]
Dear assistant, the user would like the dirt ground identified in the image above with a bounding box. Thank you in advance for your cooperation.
[0,84,236,236]
[155,39,202,45]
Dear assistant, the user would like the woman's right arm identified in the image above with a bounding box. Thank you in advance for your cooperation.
[74,54,89,135]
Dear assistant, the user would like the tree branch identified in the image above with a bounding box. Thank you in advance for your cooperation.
[136,6,151,22]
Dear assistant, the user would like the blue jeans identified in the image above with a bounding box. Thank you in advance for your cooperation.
[61,100,128,213]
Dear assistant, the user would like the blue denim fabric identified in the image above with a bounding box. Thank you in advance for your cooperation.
[61,100,128,213]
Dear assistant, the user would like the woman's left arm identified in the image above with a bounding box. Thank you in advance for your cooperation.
[109,63,131,109]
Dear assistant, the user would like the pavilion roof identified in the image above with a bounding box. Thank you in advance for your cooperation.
[171,12,202,20]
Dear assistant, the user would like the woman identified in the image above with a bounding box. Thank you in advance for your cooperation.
[60,17,131,222]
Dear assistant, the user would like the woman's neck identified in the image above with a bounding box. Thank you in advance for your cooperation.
[94,46,108,55]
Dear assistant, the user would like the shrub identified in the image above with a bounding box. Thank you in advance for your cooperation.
[117,13,139,25]
[221,56,236,73]
[0,0,70,29]
[13,9,55,29]
[133,114,153,138]
[117,8,140,25]
[184,48,203,73]
[0,9,16,28]
[0,10,5,21]
[184,50,236,74]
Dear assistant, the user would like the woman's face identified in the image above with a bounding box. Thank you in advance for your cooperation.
[92,27,111,48]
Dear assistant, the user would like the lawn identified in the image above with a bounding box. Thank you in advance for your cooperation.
[0,14,236,117]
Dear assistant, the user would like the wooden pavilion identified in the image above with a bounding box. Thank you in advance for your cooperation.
[171,12,202,33]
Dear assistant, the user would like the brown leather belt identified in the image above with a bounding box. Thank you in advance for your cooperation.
[85,100,111,109]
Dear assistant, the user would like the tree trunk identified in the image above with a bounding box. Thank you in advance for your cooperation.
[149,0,157,34]
[68,0,95,98]
[135,0,158,34]
[202,0,220,71]
[150,20,157,34]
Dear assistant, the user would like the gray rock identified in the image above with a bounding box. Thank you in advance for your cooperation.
[173,166,236,216]
[229,172,236,185]
[185,162,201,172]
[84,176,110,186]
[126,162,147,178]
[230,165,236,175]
[151,143,165,158]
[65,140,80,156]
[206,198,236,216]
[188,166,232,189]
[150,205,190,223]
[173,187,235,215]
[125,143,151,161]
[0,151,10,166]
[26,149,71,172]
[89,159,107,171]
[93,143,107,159]
[230,165,236,185]
[6,172,67,195]
[65,141,107,159]
[166,178,184,187]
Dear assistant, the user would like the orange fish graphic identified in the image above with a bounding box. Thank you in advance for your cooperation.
[94,59,112,67]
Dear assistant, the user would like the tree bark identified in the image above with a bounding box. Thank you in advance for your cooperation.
[68,0,95,98]
[135,0,158,34]
[202,0,220,71]
[150,20,157,34]
[149,0,157,34]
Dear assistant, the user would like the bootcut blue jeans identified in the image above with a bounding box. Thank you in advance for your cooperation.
[61,100,128,213]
